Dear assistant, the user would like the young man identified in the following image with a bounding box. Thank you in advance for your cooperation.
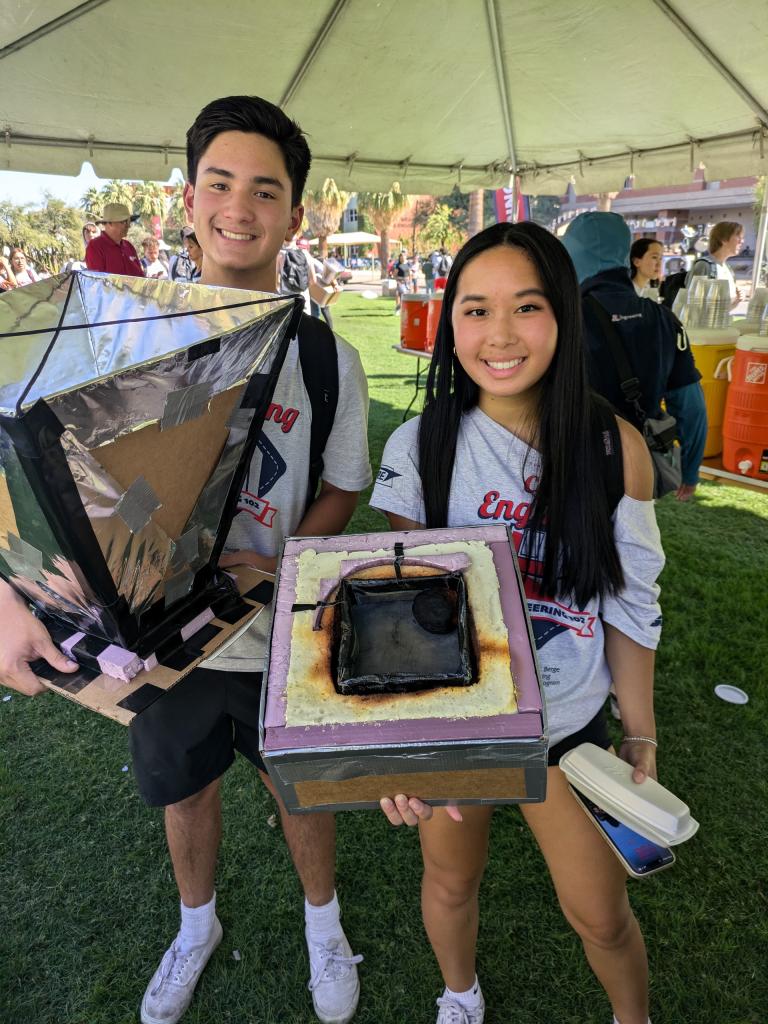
[0,96,371,1024]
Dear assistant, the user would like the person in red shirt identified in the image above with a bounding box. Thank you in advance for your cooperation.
[85,203,145,277]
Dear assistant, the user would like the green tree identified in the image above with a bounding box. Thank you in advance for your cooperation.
[304,178,348,257]
[166,183,187,236]
[419,203,465,252]
[80,187,102,219]
[0,196,84,273]
[100,180,136,209]
[357,184,409,277]
[132,181,167,231]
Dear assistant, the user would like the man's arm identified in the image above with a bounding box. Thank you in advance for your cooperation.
[218,480,361,575]
[0,580,78,695]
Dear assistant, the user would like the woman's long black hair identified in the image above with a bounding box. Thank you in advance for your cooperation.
[417,221,624,607]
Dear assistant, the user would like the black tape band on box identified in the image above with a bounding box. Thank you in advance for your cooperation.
[118,683,166,715]
[243,580,275,605]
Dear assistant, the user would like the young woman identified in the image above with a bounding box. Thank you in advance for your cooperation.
[370,222,663,1024]
[8,248,39,286]
[629,238,663,294]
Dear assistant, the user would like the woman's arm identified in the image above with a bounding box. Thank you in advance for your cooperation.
[607,417,658,783]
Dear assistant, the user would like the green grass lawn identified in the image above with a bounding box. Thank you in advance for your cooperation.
[2,291,767,1023]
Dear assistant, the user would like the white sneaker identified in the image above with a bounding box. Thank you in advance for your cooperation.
[140,917,223,1024]
[306,926,363,1024]
[436,993,486,1024]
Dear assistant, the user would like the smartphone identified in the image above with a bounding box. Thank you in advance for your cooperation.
[570,785,675,878]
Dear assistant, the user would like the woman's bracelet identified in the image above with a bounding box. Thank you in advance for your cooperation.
[622,735,657,748]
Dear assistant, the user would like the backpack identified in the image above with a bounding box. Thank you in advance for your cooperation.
[437,254,451,276]
[659,269,687,308]
[297,313,339,510]
[281,249,310,293]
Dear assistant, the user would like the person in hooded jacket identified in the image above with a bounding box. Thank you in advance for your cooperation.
[562,212,707,502]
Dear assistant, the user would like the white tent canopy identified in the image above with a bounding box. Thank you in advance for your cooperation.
[1,0,767,195]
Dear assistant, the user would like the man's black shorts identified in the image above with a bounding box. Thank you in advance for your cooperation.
[129,667,266,807]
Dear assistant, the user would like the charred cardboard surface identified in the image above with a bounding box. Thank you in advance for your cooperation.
[261,526,548,812]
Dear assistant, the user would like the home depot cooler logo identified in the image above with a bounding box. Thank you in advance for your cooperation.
[477,481,595,649]
[746,361,767,385]
[236,402,300,527]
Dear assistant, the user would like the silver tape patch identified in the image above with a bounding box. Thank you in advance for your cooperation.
[160,382,213,431]
[115,477,162,534]
[172,529,199,568]
[164,567,195,607]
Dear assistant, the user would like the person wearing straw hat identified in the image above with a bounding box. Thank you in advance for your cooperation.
[85,202,145,277]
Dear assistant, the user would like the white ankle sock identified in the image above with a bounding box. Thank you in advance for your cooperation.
[179,892,217,951]
[445,977,482,1010]
[305,890,341,940]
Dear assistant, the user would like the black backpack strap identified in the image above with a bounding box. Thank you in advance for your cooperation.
[297,313,339,511]
[583,294,647,423]
[593,398,624,516]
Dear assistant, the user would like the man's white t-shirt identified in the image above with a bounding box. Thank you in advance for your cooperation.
[205,329,371,672]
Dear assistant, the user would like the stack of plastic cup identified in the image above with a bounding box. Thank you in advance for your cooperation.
[704,280,731,328]
[740,287,768,335]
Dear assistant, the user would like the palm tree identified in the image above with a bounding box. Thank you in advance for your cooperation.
[80,187,102,219]
[99,180,136,210]
[304,178,348,257]
[166,184,187,234]
[358,184,409,277]
[468,189,484,237]
[133,181,168,231]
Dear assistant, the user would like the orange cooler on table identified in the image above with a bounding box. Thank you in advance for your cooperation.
[721,335,768,480]
[688,327,738,457]
[426,292,444,352]
[400,293,430,350]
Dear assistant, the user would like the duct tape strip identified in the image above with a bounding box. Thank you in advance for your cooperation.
[160,382,213,431]
[172,529,199,569]
[115,477,162,534]
[116,683,166,715]
[226,407,257,431]
[164,567,195,607]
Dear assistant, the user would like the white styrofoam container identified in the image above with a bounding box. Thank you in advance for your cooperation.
[559,743,699,847]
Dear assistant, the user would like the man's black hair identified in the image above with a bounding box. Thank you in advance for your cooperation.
[186,95,311,206]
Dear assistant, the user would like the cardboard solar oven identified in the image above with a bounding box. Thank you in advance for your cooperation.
[0,271,303,724]
[260,525,548,812]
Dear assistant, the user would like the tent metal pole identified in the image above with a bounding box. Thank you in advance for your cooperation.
[0,0,110,61]
[651,0,768,124]
[751,180,768,295]
[280,0,351,109]
[484,0,517,172]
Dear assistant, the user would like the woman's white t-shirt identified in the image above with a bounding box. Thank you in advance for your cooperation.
[370,408,665,745]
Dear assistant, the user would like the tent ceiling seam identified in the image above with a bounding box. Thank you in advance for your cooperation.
[484,0,517,169]
[651,0,768,124]
[280,0,351,109]
[3,125,765,182]
[0,0,111,61]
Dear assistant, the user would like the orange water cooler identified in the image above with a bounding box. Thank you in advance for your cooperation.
[720,336,768,480]
[688,327,738,457]
[426,292,444,352]
[400,293,430,350]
